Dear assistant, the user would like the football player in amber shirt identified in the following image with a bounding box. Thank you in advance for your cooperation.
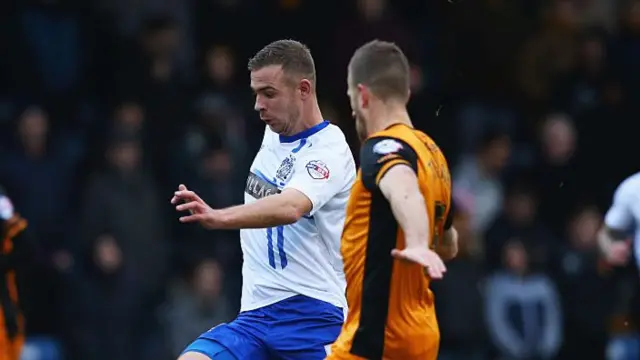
[0,186,29,360]
[327,40,459,360]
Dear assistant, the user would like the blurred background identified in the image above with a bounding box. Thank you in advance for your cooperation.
[1,0,640,359]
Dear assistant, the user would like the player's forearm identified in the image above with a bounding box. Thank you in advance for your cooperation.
[388,191,430,249]
[216,194,303,229]
[597,226,627,255]
[436,227,458,261]
[379,166,430,248]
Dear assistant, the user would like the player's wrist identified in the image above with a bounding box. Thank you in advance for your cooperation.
[405,237,429,250]
[210,208,231,228]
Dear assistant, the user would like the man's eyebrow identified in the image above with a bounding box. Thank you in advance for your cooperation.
[251,85,277,93]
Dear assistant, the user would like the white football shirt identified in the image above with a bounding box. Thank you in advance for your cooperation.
[604,172,640,267]
[240,120,356,312]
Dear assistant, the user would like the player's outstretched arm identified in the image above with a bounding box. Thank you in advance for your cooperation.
[173,184,312,230]
[378,165,446,279]
[598,182,634,266]
[174,140,353,230]
[598,226,631,266]
[206,188,312,229]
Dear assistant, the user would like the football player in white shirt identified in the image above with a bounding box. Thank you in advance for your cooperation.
[598,172,640,266]
[598,172,640,360]
[171,40,356,360]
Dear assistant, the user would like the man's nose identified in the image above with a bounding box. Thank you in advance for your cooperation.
[254,97,264,112]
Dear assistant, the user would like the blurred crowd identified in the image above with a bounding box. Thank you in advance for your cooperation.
[1,0,640,359]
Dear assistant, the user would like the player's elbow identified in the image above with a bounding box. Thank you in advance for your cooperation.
[277,197,307,224]
[277,189,313,224]
[279,205,304,224]
[438,245,458,261]
[437,228,459,261]
[436,240,458,261]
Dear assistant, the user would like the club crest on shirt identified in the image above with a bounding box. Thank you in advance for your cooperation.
[275,155,295,182]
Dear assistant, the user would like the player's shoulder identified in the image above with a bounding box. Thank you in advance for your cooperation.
[309,122,348,147]
[615,172,640,199]
[359,135,419,194]
[363,124,434,154]
[305,123,352,164]
[361,132,416,165]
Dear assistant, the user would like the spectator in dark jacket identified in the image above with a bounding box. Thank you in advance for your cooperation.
[485,240,562,360]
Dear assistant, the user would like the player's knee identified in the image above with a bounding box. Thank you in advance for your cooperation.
[179,348,238,360]
[178,352,213,360]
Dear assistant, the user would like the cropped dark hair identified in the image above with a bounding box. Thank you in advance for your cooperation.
[247,39,316,86]
[348,40,410,101]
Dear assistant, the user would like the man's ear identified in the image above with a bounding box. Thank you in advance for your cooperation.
[299,79,313,100]
[357,84,370,109]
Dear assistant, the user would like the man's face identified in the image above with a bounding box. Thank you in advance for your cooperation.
[146,27,179,57]
[207,46,235,84]
[194,259,222,299]
[347,72,368,141]
[115,102,144,131]
[250,65,300,135]
[19,108,48,144]
[109,142,141,172]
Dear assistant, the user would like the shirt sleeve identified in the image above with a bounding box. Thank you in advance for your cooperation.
[360,136,418,192]
[605,182,635,232]
[0,191,15,223]
[0,188,27,244]
[285,144,356,216]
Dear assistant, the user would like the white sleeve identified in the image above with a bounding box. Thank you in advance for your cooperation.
[605,183,635,231]
[285,145,355,216]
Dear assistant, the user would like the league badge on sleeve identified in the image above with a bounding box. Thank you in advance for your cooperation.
[0,195,14,220]
[306,160,330,180]
[373,139,403,155]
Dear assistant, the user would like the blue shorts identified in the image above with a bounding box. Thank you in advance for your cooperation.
[182,295,344,360]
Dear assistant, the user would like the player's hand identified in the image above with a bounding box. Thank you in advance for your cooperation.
[605,240,632,266]
[171,184,220,229]
[391,247,447,279]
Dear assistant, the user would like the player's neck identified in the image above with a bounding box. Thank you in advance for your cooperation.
[289,102,324,135]
[367,104,413,136]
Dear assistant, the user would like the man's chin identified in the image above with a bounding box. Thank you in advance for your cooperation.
[267,123,280,133]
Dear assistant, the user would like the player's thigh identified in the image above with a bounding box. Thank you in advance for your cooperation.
[268,298,344,359]
[193,314,270,360]
[275,344,333,360]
